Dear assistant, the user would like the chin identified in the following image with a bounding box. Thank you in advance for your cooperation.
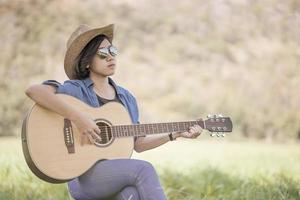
[105,71,115,76]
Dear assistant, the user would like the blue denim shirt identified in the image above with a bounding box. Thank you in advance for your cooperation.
[42,77,140,124]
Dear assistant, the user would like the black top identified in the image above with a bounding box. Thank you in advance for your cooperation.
[96,93,122,105]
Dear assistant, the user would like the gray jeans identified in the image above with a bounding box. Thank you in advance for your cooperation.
[68,159,167,200]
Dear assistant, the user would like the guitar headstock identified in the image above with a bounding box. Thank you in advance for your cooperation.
[203,114,233,137]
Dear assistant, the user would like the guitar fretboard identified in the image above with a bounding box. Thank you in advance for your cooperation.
[111,120,203,137]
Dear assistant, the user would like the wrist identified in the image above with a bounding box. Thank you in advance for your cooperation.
[68,109,84,122]
[168,132,180,141]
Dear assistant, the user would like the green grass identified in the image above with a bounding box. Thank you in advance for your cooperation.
[0,137,299,200]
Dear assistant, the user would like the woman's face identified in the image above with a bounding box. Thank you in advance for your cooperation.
[89,38,116,77]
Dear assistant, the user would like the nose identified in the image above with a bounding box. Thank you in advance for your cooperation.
[106,54,114,61]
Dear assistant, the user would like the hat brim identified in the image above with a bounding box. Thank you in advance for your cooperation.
[64,24,114,79]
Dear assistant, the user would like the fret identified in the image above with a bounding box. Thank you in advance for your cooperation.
[153,124,157,133]
[136,124,140,135]
[113,126,117,137]
[122,125,125,137]
[111,126,116,137]
[124,125,127,137]
[132,125,136,136]
[129,125,133,136]
[148,124,151,134]
[161,123,165,133]
[141,125,144,136]
[179,122,184,132]
[114,126,118,137]
[149,124,154,135]
[144,124,148,135]
[118,125,122,137]
[123,126,128,136]
[127,125,131,136]
[124,125,127,136]
[167,123,172,132]
[135,124,139,136]
[158,123,162,133]
[116,126,120,137]
[122,125,127,137]
[115,126,120,137]
[183,122,188,131]
[172,123,176,131]
[132,125,135,136]
[138,124,141,136]
[184,122,189,131]
[140,125,145,135]
[174,123,178,131]
[120,125,124,136]
[163,123,168,132]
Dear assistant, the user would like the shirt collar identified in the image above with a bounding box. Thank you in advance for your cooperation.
[83,77,123,96]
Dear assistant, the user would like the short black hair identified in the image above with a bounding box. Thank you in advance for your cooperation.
[73,34,111,79]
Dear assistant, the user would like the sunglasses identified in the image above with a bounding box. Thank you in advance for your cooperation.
[97,45,118,59]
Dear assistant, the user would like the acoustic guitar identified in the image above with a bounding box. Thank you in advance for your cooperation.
[21,94,232,183]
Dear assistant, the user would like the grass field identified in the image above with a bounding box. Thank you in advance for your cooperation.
[0,137,299,200]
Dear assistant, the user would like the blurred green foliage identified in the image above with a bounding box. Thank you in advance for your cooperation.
[1,138,300,199]
[0,0,299,141]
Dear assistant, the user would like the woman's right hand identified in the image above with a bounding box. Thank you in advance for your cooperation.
[71,112,102,145]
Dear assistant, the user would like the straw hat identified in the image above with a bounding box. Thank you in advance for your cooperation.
[64,24,114,79]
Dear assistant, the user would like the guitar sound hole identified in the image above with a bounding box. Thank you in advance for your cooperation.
[95,121,113,146]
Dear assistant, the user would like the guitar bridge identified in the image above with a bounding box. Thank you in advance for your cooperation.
[64,119,75,154]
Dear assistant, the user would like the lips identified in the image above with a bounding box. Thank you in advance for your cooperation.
[108,63,115,67]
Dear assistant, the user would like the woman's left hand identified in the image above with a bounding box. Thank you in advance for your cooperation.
[179,125,203,139]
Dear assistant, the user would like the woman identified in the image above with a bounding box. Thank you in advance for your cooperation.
[25,24,203,200]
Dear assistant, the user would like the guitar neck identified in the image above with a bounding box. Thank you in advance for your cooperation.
[111,120,203,138]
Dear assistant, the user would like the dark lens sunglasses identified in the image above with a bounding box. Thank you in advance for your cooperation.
[97,45,118,59]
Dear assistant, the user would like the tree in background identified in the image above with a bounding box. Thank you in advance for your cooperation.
[0,0,299,141]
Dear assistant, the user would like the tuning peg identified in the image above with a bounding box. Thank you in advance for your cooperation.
[210,133,216,137]
[218,114,223,117]
[207,114,212,118]
[221,133,226,137]
[216,133,220,137]
[213,114,217,118]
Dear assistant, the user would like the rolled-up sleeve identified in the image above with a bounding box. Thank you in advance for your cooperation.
[42,80,61,89]
[42,79,81,98]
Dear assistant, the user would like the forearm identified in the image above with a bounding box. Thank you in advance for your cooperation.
[134,132,180,152]
[25,84,81,121]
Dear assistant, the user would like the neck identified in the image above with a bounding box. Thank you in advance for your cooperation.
[89,73,110,91]
[111,120,203,137]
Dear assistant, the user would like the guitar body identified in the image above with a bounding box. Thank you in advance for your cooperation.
[22,94,134,183]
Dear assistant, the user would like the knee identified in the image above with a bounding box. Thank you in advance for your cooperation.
[117,186,139,200]
[134,160,156,174]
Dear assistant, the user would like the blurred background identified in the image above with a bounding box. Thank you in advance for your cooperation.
[0,0,299,199]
